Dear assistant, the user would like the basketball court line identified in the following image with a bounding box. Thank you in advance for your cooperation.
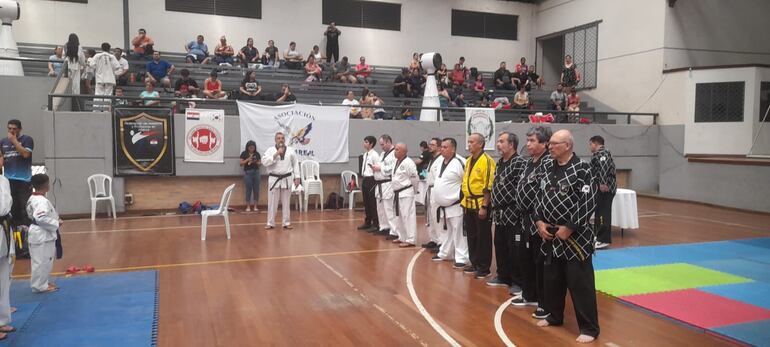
[642,209,770,231]
[494,297,517,347]
[313,255,429,346]
[62,217,360,235]
[11,246,415,279]
[406,248,462,347]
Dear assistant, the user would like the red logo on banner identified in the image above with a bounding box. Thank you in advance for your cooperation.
[187,125,221,156]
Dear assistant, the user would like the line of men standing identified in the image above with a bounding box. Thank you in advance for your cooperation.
[357,126,616,343]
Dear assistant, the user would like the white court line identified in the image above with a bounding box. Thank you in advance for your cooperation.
[63,218,359,235]
[494,297,517,347]
[313,255,428,346]
[406,248,461,347]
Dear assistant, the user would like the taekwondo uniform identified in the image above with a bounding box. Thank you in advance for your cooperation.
[461,152,496,276]
[536,153,599,338]
[490,153,527,286]
[263,145,300,228]
[374,147,396,236]
[0,176,12,325]
[431,154,469,265]
[89,50,124,111]
[390,156,419,245]
[27,192,60,292]
[590,146,616,245]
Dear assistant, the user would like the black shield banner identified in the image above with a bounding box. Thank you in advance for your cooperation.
[113,108,175,176]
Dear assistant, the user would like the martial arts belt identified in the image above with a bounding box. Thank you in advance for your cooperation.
[0,215,11,259]
[436,199,462,230]
[268,172,293,191]
[392,185,413,217]
[374,178,391,202]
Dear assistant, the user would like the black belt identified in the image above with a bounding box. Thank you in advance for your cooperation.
[374,178,391,199]
[269,172,293,191]
[393,184,413,216]
[436,199,462,230]
[0,215,11,255]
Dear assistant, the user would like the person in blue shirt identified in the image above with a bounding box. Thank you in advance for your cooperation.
[185,35,210,64]
[145,51,175,89]
[0,119,34,227]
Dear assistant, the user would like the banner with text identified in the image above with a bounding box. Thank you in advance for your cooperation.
[113,107,175,176]
[237,102,350,163]
[184,109,225,163]
[465,107,496,151]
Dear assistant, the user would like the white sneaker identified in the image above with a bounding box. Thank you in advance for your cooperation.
[595,242,610,249]
[245,206,251,212]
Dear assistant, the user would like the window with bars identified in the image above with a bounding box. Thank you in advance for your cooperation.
[451,10,518,41]
[759,82,770,122]
[165,0,261,19]
[563,24,598,89]
[695,82,745,123]
[322,0,401,31]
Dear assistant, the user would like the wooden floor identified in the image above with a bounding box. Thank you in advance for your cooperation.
[12,197,770,346]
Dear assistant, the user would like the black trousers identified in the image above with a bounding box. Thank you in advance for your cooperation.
[361,176,378,227]
[326,43,339,63]
[595,192,614,243]
[517,226,544,303]
[494,223,521,285]
[543,256,600,338]
[10,179,32,226]
[464,209,492,273]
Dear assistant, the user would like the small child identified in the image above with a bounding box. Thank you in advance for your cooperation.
[27,174,60,293]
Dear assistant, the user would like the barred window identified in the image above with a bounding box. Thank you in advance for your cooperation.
[563,24,598,89]
[322,0,401,31]
[761,82,770,123]
[695,82,745,123]
[165,0,262,19]
[451,10,518,41]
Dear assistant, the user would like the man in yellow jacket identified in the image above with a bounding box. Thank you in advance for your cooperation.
[461,133,495,279]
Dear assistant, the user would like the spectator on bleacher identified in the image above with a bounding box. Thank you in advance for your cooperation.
[174,69,200,98]
[283,42,304,70]
[402,100,415,120]
[473,74,486,94]
[89,43,124,106]
[324,22,341,63]
[64,33,85,95]
[275,84,296,103]
[409,53,421,73]
[458,56,470,80]
[309,45,326,64]
[239,71,263,100]
[560,54,580,88]
[146,51,175,89]
[355,56,374,84]
[436,63,449,86]
[514,67,532,92]
[450,63,466,88]
[114,87,130,107]
[83,49,96,95]
[213,36,235,65]
[408,69,426,97]
[239,38,260,68]
[130,28,154,60]
[515,57,528,74]
[304,55,322,82]
[529,65,544,89]
[438,84,452,108]
[333,56,356,83]
[513,85,530,109]
[454,92,467,107]
[360,88,374,120]
[48,47,64,77]
[140,82,160,106]
[550,83,566,111]
[494,62,514,90]
[113,48,129,86]
[263,40,279,67]
[343,90,362,119]
[185,35,210,64]
[203,70,227,99]
[372,93,386,119]
[392,68,411,97]
[567,87,581,114]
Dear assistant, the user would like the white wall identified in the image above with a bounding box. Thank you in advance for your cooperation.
[663,0,770,70]
[14,0,123,48]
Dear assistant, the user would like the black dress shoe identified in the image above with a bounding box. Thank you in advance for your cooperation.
[366,226,379,233]
[357,223,372,230]
[421,241,438,249]
[385,234,398,240]
[376,228,389,235]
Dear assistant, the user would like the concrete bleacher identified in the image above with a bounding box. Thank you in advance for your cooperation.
[19,43,599,122]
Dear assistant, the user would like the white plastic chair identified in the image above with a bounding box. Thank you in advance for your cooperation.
[87,174,116,220]
[300,160,323,212]
[341,170,362,210]
[201,183,236,241]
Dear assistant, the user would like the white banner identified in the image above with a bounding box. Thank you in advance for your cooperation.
[465,107,496,151]
[184,109,225,163]
[237,102,349,163]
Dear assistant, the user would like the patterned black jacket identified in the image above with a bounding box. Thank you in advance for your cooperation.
[514,153,551,236]
[536,154,597,261]
[590,146,617,194]
[492,154,527,226]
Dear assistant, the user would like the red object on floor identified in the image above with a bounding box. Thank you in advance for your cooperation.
[65,266,80,274]
[621,289,770,329]
[83,265,95,273]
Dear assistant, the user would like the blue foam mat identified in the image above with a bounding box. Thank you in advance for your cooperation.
[0,270,158,347]
[694,259,770,282]
[701,282,770,311]
[712,319,770,347]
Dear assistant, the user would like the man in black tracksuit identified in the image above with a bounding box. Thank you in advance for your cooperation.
[589,136,616,249]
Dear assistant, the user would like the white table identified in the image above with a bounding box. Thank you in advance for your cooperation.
[611,188,639,235]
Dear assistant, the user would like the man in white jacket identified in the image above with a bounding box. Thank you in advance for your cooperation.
[262,132,300,229]
[430,138,469,268]
[26,174,60,293]
[0,169,14,337]
[89,42,124,111]
[372,135,396,238]
[390,143,419,247]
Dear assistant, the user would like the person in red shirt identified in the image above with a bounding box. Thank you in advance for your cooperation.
[515,57,528,74]
[130,28,154,60]
[567,87,581,119]
[450,63,466,88]
[355,56,374,84]
[304,55,322,82]
[203,70,227,99]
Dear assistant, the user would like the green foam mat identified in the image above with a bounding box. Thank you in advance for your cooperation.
[596,263,752,297]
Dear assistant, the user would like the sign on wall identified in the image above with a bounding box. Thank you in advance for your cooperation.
[465,107,496,151]
[184,109,225,163]
[113,107,175,176]
[237,101,349,163]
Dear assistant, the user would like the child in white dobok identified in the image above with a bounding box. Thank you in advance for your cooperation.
[26,174,59,293]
